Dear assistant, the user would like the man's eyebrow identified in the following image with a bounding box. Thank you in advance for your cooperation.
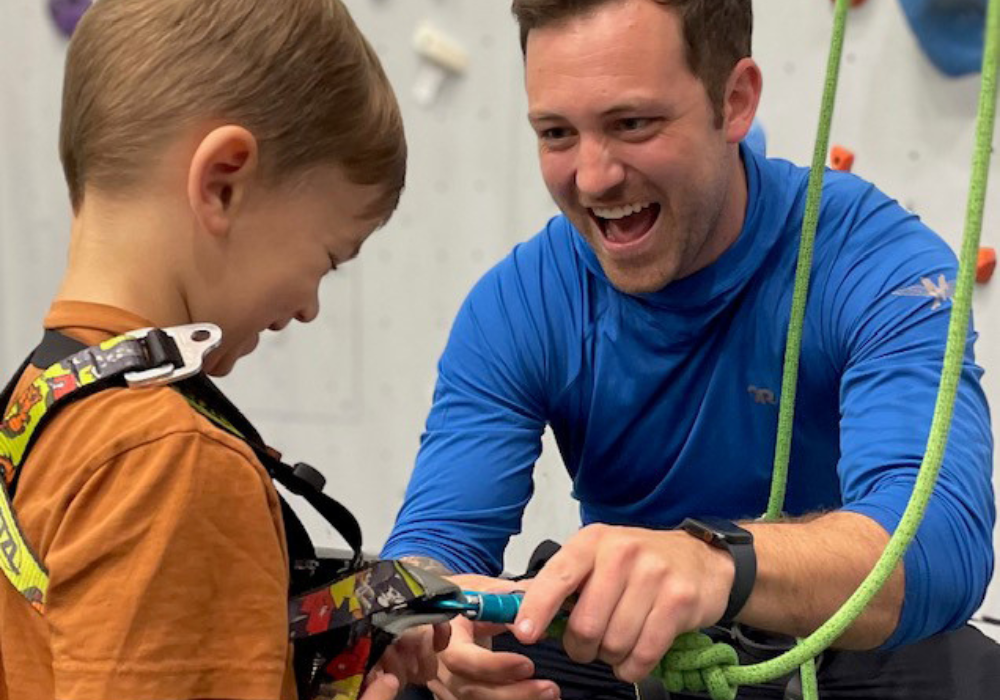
[601,102,659,116]
[528,110,563,123]
[529,101,661,123]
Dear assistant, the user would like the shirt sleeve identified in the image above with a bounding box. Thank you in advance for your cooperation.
[381,252,553,575]
[820,187,995,647]
[45,430,290,700]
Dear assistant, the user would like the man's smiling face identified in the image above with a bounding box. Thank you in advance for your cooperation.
[525,0,744,294]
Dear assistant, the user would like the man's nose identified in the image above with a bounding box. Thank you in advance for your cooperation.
[575,136,626,197]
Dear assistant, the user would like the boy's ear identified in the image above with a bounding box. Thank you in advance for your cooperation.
[722,57,763,144]
[188,125,259,237]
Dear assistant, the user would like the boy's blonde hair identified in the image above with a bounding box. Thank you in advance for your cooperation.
[60,0,406,220]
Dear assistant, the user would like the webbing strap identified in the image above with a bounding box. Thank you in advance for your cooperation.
[177,374,364,566]
[0,333,158,611]
[289,560,433,696]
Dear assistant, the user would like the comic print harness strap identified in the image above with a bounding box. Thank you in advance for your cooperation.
[0,325,219,611]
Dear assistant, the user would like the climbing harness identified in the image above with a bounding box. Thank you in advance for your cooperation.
[0,324,516,699]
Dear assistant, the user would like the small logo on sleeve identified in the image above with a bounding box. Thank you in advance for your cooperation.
[747,385,777,405]
[892,275,955,310]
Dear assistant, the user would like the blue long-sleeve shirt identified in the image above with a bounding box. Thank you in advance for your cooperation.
[383,145,994,647]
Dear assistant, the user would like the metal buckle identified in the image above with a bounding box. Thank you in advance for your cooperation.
[124,324,223,388]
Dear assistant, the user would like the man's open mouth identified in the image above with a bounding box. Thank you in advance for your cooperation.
[590,202,661,247]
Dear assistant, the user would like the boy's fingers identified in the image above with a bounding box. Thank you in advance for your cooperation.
[440,639,535,684]
[434,622,452,652]
[360,672,400,700]
[445,678,561,700]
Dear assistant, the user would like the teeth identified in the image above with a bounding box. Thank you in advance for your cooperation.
[592,202,652,220]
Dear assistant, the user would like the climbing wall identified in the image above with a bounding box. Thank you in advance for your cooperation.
[0,0,998,628]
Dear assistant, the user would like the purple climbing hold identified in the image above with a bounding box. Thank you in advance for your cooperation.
[49,0,93,39]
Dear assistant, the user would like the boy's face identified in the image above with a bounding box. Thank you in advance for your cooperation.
[197,165,386,376]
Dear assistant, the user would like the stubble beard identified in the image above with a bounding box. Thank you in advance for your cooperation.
[571,203,692,296]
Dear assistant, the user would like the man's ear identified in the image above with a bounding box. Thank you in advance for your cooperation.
[187,125,259,237]
[722,57,763,144]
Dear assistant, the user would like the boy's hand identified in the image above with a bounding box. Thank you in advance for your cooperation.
[358,671,401,700]
[435,574,561,700]
[377,623,452,688]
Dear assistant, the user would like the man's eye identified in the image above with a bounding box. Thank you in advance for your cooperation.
[618,117,652,132]
[539,127,573,142]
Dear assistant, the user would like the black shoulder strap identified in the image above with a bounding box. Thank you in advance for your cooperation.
[0,329,68,438]
[30,329,93,368]
[176,373,363,566]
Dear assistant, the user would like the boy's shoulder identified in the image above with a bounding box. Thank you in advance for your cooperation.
[7,366,282,561]
[8,363,267,502]
[44,379,262,480]
[61,380,257,464]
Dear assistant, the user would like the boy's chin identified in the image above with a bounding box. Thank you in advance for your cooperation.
[205,362,235,378]
[203,334,259,377]
[204,351,239,378]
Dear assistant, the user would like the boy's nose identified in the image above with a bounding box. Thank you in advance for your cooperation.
[296,299,320,324]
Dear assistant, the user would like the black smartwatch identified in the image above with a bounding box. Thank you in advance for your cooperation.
[681,517,756,625]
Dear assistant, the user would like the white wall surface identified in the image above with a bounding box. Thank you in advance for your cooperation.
[1,0,998,624]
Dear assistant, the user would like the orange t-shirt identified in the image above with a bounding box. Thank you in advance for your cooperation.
[0,302,298,700]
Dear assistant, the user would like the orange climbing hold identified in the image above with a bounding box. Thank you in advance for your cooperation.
[977,247,996,284]
[830,146,855,172]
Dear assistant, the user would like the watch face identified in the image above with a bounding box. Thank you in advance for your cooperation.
[682,517,753,545]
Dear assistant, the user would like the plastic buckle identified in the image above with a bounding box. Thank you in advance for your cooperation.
[124,324,223,388]
[292,462,327,492]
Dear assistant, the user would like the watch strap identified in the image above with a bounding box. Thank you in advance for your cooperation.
[719,534,756,624]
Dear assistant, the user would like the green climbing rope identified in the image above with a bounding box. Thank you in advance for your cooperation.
[649,0,1000,697]
[765,0,851,524]
[762,0,852,694]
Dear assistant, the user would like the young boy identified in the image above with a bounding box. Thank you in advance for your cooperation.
[0,1,444,699]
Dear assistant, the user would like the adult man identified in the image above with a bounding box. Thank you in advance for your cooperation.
[383,1,997,697]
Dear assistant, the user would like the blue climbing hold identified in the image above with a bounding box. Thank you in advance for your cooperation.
[898,0,987,77]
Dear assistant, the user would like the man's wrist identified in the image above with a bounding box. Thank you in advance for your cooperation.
[398,555,455,577]
[680,517,756,624]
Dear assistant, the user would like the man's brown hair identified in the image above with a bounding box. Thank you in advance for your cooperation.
[61,0,406,219]
[511,0,752,127]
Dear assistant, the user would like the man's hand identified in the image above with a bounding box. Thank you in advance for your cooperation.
[512,524,734,683]
[434,574,561,700]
